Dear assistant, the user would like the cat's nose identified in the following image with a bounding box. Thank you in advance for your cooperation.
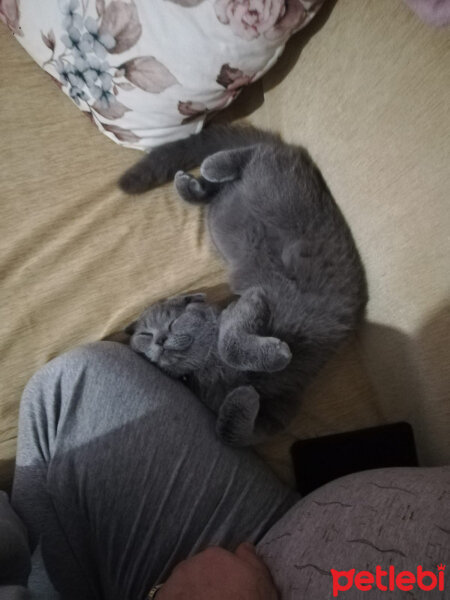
[155,334,167,346]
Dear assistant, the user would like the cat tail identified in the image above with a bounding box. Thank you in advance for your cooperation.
[119,124,279,194]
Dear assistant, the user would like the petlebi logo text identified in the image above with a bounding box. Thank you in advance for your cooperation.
[330,564,445,597]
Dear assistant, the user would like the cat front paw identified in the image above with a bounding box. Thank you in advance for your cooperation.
[219,333,291,373]
[259,338,292,372]
[217,386,260,447]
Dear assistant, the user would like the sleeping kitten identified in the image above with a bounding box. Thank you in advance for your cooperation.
[121,125,368,446]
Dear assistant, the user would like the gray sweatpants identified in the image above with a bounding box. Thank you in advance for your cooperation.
[11,342,450,599]
[11,342,298,600]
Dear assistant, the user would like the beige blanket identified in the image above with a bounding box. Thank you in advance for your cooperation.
[1,0,449,489]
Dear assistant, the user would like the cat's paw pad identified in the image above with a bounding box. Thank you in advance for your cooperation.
[174,170,190,183]
[174,171,205,201]
[261,338,292,372]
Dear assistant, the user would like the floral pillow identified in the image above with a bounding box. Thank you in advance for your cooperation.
[1,0,324,150]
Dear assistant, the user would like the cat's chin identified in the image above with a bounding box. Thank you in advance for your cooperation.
[157,361,187,377]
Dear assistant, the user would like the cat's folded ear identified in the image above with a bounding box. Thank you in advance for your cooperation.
[124,320,138,335]
[200,146,255,183]
[183,293,206,304]
[168,293,206,306]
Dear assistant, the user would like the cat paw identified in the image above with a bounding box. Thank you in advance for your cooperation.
[174,171,207,203]
[216,386,260,447]
[219,333,291,373]
[259,338,292,372]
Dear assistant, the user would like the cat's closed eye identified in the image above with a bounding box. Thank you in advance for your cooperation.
[139,332,154,339]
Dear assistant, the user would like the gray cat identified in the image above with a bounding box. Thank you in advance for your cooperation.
[120,125,368,446]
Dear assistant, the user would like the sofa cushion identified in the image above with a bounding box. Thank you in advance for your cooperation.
[2,0,323,150]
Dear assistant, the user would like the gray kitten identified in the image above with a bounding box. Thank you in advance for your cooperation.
[121,125,368,446]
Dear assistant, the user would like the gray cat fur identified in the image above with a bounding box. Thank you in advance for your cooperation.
[121,125,368,446]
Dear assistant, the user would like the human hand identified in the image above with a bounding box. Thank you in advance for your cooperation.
[156,542,279,600]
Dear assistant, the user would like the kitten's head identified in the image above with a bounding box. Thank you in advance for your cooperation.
[126,293,219,376]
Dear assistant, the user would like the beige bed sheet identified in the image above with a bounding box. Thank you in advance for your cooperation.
[1,0,449,489]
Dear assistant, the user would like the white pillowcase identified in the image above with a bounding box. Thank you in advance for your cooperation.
[2,0,323,150]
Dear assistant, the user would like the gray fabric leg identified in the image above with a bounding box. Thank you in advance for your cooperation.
[12,342,298,600]
[28,545,59,600]
[0,491,31,599]
[0,588,29,600]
